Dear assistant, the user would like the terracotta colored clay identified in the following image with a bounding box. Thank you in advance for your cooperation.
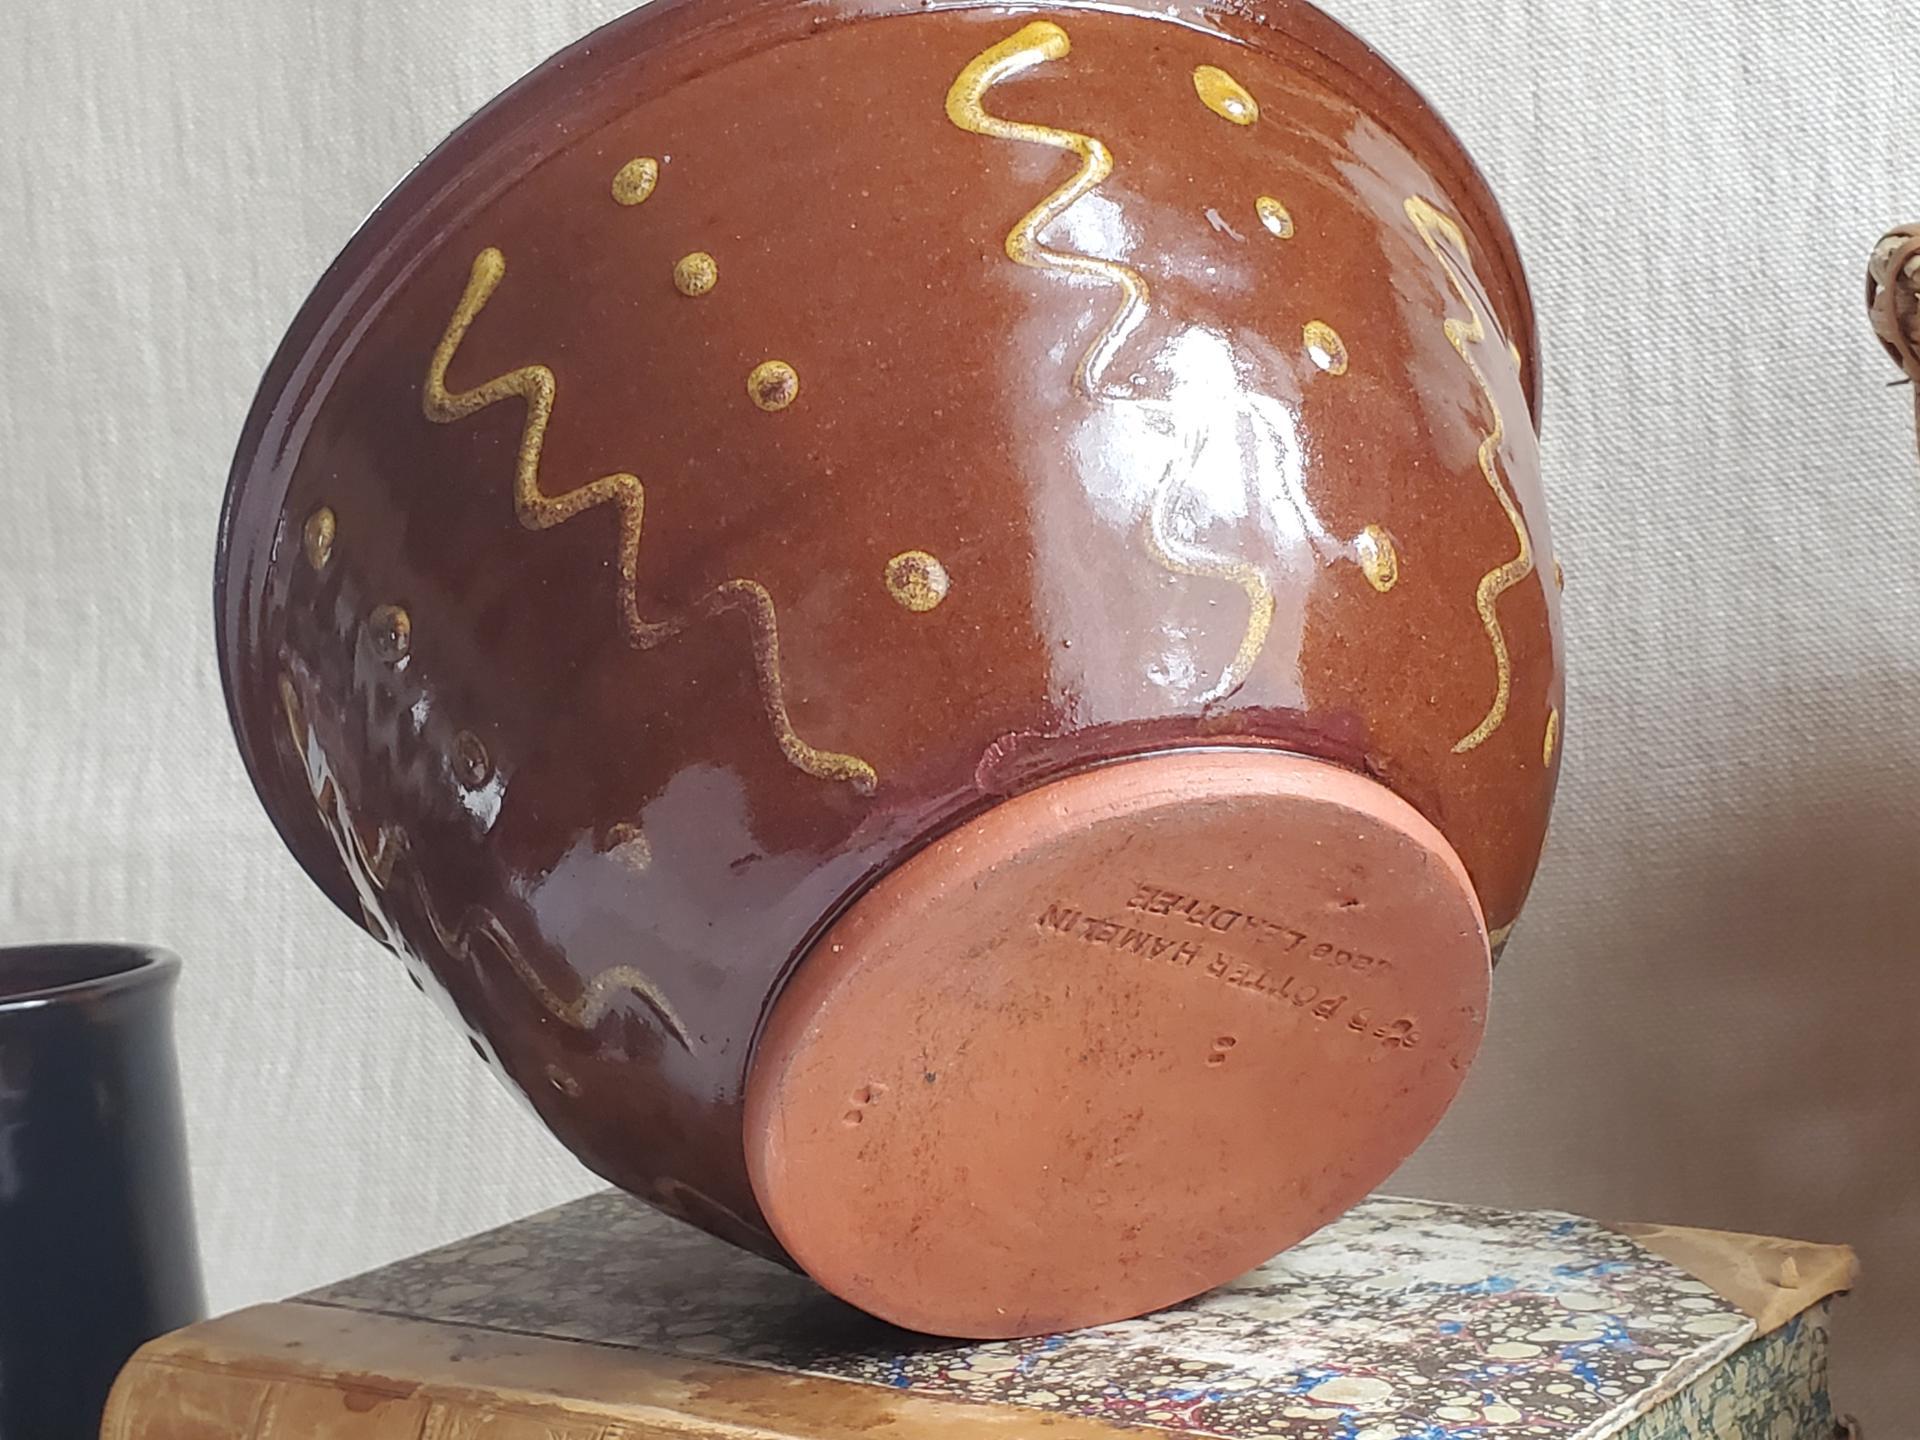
[217,0,1563,1337]
[746,750,1489,1337]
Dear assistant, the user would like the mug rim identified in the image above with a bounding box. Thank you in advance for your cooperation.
[0,943,181,1014]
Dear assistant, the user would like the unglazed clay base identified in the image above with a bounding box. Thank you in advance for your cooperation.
[744,750,1491,1338]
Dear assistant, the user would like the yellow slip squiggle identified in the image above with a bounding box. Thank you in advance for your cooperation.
[280,676,694,1046]
[946,22,1150,396]
[1142,440,1276,707]
[424,248,876,795]
[1404,197,1536,754]
[429,898,692,1043]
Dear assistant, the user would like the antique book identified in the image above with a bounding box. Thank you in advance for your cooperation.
[105,1194,1857,1440]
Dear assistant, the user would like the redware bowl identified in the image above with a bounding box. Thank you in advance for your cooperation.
[218,0,1563,1338]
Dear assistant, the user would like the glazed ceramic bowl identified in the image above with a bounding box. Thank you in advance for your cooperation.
[218,0,1563,1338]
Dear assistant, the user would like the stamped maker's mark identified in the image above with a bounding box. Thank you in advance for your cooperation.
[1125,882,1396,975]
[1035,901,1420,1051]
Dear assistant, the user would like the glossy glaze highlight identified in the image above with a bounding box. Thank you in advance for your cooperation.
[217,0,1562,1295]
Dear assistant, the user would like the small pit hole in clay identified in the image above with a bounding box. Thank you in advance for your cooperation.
[452,730,493,790]
[302,506,337,571]
[369,604,412,663]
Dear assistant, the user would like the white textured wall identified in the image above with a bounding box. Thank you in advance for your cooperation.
[1,0,1914,1426]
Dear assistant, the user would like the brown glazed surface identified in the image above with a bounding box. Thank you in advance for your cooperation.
[218,0,1562,1275]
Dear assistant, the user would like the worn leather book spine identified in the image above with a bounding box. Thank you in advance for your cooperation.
[104,1298,1846,1440]
[103,1301,1138,1440]
[103,1195,1858,1440]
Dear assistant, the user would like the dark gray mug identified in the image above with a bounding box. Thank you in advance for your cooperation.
[0,945,206,1438]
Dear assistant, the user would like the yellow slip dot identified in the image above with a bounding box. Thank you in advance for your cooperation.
[747,360,800,412]
[1304,321,1349,375]
[611,157,659,206]
[673,251,718,297]
[1357,525,1399,593]
[1256,196,1294,238]
[1194,65,1259,125]
[885,551,952,613]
